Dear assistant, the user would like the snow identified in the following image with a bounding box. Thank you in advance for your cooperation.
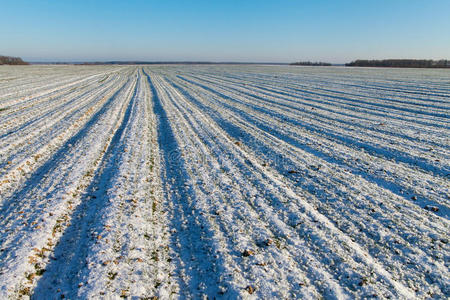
[0,65,448,299]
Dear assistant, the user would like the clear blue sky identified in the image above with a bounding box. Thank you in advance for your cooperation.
[1,0,449,63]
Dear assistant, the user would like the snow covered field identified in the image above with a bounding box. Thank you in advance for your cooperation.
[0,65,448,299]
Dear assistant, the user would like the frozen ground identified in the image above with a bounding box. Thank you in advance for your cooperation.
[0,65,448,299]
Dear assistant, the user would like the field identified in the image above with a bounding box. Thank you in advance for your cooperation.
[0,65,448,299]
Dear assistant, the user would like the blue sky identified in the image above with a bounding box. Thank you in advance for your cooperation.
[1,0,449,63]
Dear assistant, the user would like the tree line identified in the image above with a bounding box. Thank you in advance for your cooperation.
[345,59,450,68]
[0,55,29,65]
[290,61,332,66]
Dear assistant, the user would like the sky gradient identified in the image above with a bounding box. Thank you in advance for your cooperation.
[1,0,449,63]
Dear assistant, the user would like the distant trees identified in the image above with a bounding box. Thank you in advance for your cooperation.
[345,59,450,68]
[0,55,29,65]
[290,61,332,66]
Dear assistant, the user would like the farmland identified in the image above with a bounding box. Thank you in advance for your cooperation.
[0,65,449,299]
